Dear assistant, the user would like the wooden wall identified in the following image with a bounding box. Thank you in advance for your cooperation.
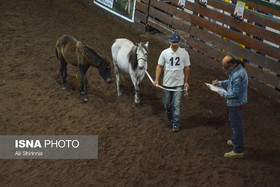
[134,0,280,102]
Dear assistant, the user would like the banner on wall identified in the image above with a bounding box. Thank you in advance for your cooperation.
[234,1,245,22]
[94,0,136,23]
[198,0,207,7]
[178,0,186,9]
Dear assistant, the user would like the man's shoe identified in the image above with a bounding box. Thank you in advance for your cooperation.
[227,140,234,147]
[224,151,244,158]
[172,123,179,132]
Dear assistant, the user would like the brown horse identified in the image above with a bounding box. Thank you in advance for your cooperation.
[55,35,112,102]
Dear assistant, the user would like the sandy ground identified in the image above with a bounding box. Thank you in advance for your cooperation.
[0,0,280,186]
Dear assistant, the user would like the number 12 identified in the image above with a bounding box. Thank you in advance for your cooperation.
[170,57,180,66]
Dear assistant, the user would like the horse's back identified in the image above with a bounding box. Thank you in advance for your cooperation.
[56,35,79,66]
[113,38,134,46]
[56,35,77,49]
[112,38,134,72]
[112,38,134,53]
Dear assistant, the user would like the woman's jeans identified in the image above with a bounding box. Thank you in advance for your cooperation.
[229,106,244,153]
[162,86,184,125]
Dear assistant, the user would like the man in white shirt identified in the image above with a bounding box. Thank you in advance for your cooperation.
[154,33,191,132]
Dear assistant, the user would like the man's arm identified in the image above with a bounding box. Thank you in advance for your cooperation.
[218,80,229,89]
[219,77,240,99]
[184,66,190,89]
[154,65,163,87]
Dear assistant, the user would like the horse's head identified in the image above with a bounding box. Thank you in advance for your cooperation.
[98,58,112,84]
[136,42,149,70]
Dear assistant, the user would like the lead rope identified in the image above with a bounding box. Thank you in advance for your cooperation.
[145,70,187,93]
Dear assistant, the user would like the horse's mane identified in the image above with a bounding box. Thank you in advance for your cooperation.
[139,42,149,54]
[76,41,101,67]
[128,43,148,71]
[128,45,138,71]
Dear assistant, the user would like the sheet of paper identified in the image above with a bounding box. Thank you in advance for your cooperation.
[205,83,227,93]
[234,1,245,20]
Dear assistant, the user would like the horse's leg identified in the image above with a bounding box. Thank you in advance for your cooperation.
[80,70,84,95]
[136,77,140,104]
[64,63,67,86]
[114,64,121,96]
[134,72,145,104]
[135,72,145,104]
[131,75,140,104]
[59,56,67,89]
[79,66,89,102]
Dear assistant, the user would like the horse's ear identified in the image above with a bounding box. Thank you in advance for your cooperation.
[145,42,149,48]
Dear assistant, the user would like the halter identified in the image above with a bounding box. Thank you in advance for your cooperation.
[136,50,148,69]
[136,43,148,63]
[137,57,147,62]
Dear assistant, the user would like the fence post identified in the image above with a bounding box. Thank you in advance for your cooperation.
[143,0,151,32]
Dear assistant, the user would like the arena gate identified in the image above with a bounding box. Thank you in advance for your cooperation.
[91,0,280,103]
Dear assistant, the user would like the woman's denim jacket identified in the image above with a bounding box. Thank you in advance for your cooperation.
[218,64,248,107]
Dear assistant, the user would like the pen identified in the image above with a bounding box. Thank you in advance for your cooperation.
[215,79,218,85]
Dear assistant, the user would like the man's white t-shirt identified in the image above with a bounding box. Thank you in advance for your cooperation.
[158,47,190,87]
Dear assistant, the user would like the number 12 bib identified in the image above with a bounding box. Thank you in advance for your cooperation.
[164,48,185,71]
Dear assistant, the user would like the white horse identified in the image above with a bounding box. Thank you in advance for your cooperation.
[111,38,149,104]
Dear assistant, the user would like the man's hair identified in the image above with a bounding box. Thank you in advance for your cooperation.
[228,57,246,68]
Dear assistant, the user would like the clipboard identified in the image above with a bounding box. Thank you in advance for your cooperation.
[205,83,226,93]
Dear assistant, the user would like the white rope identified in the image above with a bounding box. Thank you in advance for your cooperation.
[145,70,184,92]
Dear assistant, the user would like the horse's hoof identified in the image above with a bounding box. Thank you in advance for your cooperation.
[134,98,140,104]
[84,98,89,102]
[61,83,66,89]
[117,91,122,97]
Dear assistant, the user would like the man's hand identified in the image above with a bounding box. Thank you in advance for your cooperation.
[184,82,189,89]
[217,90,221,96]
[153,80,159,87]
[212,80,219,86]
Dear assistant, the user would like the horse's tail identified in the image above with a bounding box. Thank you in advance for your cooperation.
[55,47,65,63]
[55,48,58,60]
[111,40,119,63]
